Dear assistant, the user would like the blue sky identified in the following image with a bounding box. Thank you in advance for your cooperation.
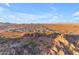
[0,3,79,24]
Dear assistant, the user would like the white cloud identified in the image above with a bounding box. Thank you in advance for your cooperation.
[5,3,10,7]
[0,18,5,22]
[8,13,38,21]
[73,11,79,16]
[0,6,62,23]
[8,15,16,19]
[53,15,59,19]
[7,12,61,21]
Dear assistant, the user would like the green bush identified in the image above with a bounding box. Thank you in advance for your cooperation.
[24,40,37,48]
[0,37,7,44]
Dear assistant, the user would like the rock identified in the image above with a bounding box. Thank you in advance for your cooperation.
[68,43,76,51]
[72,50,79,55]
[75,40,79,46]
[51,45,58,53]
[52,34,69,46]
[48,48,56,55]
[57,50,65,55]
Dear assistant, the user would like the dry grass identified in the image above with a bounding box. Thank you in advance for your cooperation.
[0,24,79,38]
[44,24,79,34]
[0,32,26,38]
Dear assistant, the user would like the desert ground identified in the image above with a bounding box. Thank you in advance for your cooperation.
[0,23,79,55]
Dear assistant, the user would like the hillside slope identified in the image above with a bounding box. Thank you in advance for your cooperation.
[0,23,79,55]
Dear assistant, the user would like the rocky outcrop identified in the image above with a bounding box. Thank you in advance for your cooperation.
[48,34,79,55]
[0,29,79,55]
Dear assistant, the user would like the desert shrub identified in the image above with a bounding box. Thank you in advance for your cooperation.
[24,40,37,48]
[0,37,7,44]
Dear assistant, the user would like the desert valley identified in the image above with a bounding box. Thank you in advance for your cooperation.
[0,23,79,55]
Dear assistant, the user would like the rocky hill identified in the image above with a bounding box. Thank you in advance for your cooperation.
[0,23,79,55]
